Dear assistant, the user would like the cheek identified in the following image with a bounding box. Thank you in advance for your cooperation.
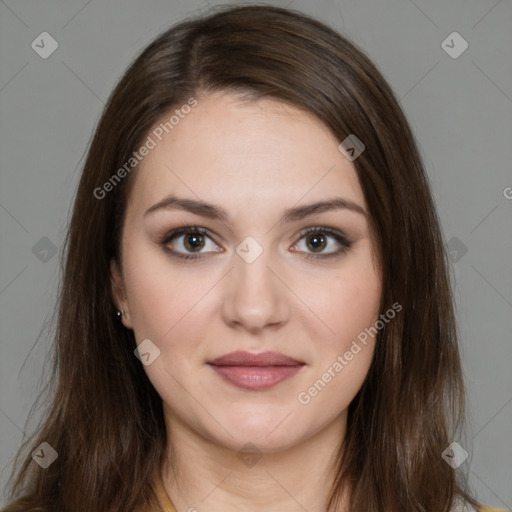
[310,256,381,406]
[301,252,381,352]
[123,250,211,399]
[122,242,201,342]
[296,271,379,416]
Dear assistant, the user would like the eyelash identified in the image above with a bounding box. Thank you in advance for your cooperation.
[158,225,352,261]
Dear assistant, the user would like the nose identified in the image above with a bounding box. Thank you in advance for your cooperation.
[221,244,291,334]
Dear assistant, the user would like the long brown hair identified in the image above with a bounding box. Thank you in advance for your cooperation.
[4,4,481,511]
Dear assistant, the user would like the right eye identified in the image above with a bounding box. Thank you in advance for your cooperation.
[159,225,223,260]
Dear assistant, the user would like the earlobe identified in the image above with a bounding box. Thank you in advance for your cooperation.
[109,259,133,329]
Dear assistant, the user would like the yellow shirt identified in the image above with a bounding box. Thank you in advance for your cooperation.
[149,473,508,512]
[151,472,176,511]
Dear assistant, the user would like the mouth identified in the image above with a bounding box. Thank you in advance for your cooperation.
[207,351,305,391]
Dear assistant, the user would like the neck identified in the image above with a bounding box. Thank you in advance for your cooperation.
[161,408,350,512]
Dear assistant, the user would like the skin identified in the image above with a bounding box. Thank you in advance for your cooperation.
[111,91,382,512]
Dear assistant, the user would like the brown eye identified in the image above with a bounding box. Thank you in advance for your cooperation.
[305,232,327,252]
[183,232,206,252]
[293,227,352,260]
[160,226,221,260]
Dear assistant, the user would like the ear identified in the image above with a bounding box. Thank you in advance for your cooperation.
[110,259,133,329]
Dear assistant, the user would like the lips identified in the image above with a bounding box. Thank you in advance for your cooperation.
[207,351,305,390]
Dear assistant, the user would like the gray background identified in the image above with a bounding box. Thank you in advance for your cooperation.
[1,0,511,508]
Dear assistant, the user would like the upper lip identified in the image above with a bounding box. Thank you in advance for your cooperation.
[208,351,305,367]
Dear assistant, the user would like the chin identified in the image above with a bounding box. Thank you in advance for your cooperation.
[205,405,310,452]
[213,429,305,455]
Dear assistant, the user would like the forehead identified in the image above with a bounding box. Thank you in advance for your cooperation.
[125,91,366,218]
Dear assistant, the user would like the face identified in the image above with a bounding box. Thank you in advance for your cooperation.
[111,91,382,453]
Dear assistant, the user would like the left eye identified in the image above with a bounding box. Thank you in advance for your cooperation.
[291,227,352,259]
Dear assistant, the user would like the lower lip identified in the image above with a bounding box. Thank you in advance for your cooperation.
[208,364,304,390]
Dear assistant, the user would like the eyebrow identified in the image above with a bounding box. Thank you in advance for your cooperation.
[144,195,366,223]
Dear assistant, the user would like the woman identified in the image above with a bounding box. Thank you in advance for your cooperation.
[3,4,506,512]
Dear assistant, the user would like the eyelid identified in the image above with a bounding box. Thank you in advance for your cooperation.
[159,225,213,245]
[296,225,352,247]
